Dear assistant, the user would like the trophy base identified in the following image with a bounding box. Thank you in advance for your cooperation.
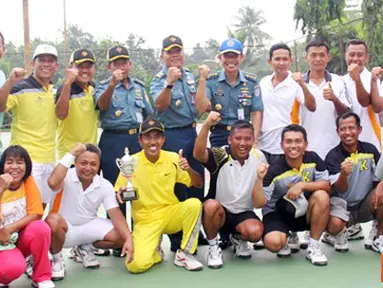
[121,190,138,202]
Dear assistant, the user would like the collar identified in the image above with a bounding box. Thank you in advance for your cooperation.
[338,141,363,157]
[218,70,246,84]
[226,146,251,164]
[303,70,332,83]
[70,168,101,189]
[268,72,293,88]
[28,74,54,91]
[139,149,166,166]
[71,81,93,94]
[115,77,134,91]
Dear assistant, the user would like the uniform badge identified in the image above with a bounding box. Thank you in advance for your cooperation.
[215,104,222,111]
[115,110,122,118]
[215,88,224,96]
[254,85,261,97]
[175,99,182,107]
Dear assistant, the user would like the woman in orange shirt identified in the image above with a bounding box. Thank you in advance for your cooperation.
[0,145,54,288]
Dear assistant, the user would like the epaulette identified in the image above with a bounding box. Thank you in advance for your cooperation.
[133,78,145,87]
[244,72,258,82]
[154,71,165,79]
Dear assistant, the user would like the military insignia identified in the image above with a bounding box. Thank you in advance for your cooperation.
[116,47,122,53]
[81,51,88,56]
[254,85,261,97]
[227,39,235,47]
[215,104,222,111]
[135,89,142,98]
[170,36,176,42]
[187,80,195,85]
[175,99,182,107]
[148,120,155,126]
[115,110,122,118]
[215,88,224,96]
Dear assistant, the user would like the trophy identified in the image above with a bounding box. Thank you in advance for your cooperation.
[116,148,138,201]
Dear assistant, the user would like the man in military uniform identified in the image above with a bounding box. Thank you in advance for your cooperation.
[150,35,205,251]
[195,38,264,148]
[96,46,153,255]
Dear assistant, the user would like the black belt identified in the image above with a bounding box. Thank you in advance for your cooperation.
[210,124,232,132]
[167,122,196,130]
[104,128,138,135]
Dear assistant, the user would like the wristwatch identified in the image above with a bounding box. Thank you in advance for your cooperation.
[164,80,174,89]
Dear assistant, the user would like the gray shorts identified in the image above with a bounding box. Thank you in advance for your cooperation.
[330,189,376,224]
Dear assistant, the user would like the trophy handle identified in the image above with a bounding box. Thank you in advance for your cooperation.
[116,158,122,170]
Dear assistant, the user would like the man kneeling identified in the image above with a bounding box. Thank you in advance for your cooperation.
[262,125,331,266]
[194,112,269,269]
[115,119,204,273]
[45,144,133,281]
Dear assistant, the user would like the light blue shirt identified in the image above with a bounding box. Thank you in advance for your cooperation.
[206,70,263,125]
[150,66,197,128]
[95,77,153,130]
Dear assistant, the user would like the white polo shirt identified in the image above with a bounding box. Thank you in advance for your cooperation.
[258,73,305,154]
[51,168,119,226]
[343,68,382,151]
[300,71,351,159]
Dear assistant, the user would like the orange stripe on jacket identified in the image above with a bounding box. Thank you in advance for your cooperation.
[290,99,300,124]
[367,105,382,149]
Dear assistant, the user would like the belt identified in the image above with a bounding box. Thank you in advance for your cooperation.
[167,122,196,130]
[104,128,138,135]
[210,124,232,132]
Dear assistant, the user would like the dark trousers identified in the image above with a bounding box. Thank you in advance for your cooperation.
[98,130,141,218]
[163,126,205,250]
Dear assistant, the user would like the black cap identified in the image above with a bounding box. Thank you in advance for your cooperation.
[107,46,130,63]
[162,35,183,52]
[69,49,96,65]
[139,119,165,135]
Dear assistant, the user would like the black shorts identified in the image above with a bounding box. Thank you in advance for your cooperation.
[263,212,310,237]
[221,207,260,234]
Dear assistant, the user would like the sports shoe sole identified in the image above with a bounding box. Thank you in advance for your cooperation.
[277,253,291,258]
[207,263,223,269]
[335,247,349,253]
[305,256,327,266]
[83,263,100,269]
[300,243,308,249]
[347,234,364,241]
[174,260,203,271]
[364,243,373,250]
[51,274,65,281]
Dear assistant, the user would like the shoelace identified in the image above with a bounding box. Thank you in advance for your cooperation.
[311,242,324,256]
[288,234,299,244]
[238,240,249,252]
[80,247,97,262]
[209,247,222,260]
[336,232,347,246]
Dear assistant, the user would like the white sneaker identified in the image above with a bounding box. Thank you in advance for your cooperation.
[334,229,349,252]
[253,239,265,250]
[372,235,383,254]
[25,255,33,278]
[277,244,291,258]
[288,232,300,253]
[207,245,223,269]
[347,223,364,240]
[321,232,335,246]
[31,280,55,288]
[230,234,252,259]
[74,245,100,268]
[174,249,203,271]
[365,221,378,249]
[300,231,310,249]
[51,256,65,281]
[306,241,328,266]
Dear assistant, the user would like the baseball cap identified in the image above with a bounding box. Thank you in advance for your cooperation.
[107,46,130,63]
[219,38,243,55]
[162,35,183,52]
[33,44,58,60]
[69,49,96,65]
[139,119,165,135]
[276,194,309,219]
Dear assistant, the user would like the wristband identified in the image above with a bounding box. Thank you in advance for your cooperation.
[59,153,75,168]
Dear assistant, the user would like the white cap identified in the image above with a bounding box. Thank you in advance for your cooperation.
[283,194,308,218]
[33,44,58,60]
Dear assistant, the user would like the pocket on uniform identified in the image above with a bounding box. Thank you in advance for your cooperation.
[112,96,126,108]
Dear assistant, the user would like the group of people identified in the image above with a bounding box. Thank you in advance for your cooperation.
[0,30,382,287]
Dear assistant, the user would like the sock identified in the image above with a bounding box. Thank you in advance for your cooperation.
[207,236,218,247]
[309,237,318,245]
[52,252,62,261]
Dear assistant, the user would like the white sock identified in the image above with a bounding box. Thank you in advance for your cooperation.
[309,237,319,245]
[207,236,218,247]
[52,252,62,261]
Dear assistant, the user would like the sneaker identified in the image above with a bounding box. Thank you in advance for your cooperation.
[288,232,300,253]
[300,231,310,249]
[334,229,349,252]
[31,280,55,288]
[207,246,223,269]
[218,235,232,250]
[306,241,328,266]
[253,239,265,250]
[277,244,291,258]
[112,248,126,258]
[25,255,33,278]
[365,221,378,249]
[372,235,383,254]
[74,245,100,268]
[321,232,335,246]
[68,247,82,263]
[230,234,252,259]
[347,223,364,240]
[94,249,110,256]
[174,249,203,271]
[51,256,65,281]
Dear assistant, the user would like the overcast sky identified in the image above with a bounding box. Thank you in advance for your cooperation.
[0,0,303,49]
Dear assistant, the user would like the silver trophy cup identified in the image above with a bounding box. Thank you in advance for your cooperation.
[116,148,138,201]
